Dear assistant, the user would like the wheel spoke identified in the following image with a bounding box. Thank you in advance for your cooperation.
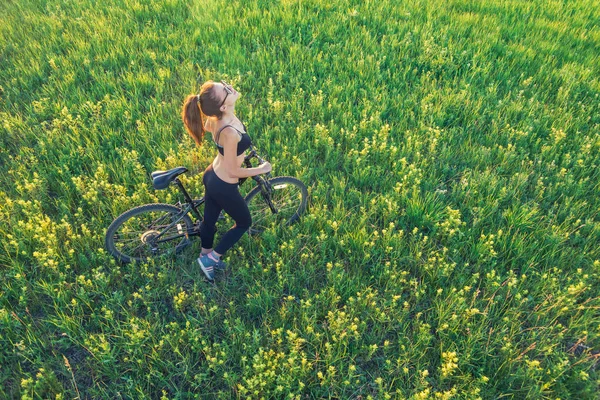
[251,206,296,227]
[113,237,143,244]
[246,179,307,234]
[106,205,193,262]
[123,242,147,257]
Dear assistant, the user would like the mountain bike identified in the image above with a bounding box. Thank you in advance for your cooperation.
[104,145,308,263]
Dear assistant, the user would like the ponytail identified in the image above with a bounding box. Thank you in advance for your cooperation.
[182,81,223,147]
[182,94,204,146]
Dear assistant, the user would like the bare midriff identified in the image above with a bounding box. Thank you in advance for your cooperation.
[211,151,246,184]
[205,118,247,184]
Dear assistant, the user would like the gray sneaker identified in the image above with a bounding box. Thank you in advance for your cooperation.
[200,253,227,271]
[215,259,227,271]
[197,254,219,281]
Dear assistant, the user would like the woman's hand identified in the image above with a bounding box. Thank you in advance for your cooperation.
[259,161,272,174]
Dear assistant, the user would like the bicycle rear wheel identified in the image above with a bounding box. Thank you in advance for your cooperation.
[105,203,194,263]
[244,176,308,235]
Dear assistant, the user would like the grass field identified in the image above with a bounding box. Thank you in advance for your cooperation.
[1,0,600,398]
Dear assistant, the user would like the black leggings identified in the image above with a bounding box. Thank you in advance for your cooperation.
[199,164,251,256]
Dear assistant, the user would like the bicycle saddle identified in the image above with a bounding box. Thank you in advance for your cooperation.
[151,167,188,190]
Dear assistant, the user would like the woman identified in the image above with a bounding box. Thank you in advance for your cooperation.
[181,80,271,281]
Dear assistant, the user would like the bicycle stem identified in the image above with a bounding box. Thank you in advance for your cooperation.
[245,146,272,180]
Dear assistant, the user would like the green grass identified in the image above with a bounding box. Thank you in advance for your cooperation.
[1,0,599,398]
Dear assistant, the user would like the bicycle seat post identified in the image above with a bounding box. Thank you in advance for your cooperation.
[174,178,202,221]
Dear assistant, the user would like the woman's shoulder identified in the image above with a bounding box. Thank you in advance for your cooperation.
[216,121,245,136]
[218,126,243,140]
[215,125,244,147]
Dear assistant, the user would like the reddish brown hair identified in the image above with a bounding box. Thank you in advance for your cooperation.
[181,81,223,146]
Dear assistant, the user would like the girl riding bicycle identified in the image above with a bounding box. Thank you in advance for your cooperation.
[181,80,272,281]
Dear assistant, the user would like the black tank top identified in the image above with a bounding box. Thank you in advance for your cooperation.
[215,123,252,156]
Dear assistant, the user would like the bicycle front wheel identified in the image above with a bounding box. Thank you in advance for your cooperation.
[244,176,308,235]
[105,203,194,263]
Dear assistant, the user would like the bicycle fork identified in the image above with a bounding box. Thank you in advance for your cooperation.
[258,178,278,214]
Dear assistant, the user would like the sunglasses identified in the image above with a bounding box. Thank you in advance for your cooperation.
[219,80,233,107]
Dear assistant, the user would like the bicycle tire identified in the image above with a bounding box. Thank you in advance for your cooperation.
[105,203,194,263]
[244,176,308,235]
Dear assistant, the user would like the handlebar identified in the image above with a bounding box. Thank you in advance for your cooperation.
[244,145,271,180]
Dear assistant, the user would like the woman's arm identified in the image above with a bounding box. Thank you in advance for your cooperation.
[221,128,266,179]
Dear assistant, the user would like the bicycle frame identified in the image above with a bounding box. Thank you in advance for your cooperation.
[151,146,275,244]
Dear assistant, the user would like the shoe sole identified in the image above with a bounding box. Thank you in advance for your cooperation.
[197,258,215,281]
